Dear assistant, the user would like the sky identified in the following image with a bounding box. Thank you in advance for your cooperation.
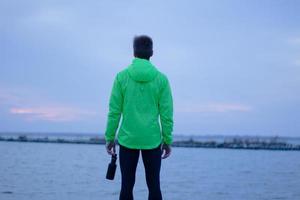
[1,0,300,136]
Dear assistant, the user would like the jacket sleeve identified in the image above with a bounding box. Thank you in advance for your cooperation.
[105,74,123,142]
[158,77,174,145]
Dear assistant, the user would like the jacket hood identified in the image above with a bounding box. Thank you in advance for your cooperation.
[128,58,158,82]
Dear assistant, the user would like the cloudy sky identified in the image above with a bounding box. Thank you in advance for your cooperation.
[1,0,300,136]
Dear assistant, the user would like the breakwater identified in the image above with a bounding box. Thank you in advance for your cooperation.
[172,138,300,150]
[0,134,299,151]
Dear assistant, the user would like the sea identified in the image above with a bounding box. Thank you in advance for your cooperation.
[0,141,300,200]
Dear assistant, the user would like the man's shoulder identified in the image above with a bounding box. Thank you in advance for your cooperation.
[155,70,170,87]
[115,68,129,81]
[157,70,168,80]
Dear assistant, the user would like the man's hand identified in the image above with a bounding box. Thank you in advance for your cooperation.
[106,141,116,155]
[161,143,171,159]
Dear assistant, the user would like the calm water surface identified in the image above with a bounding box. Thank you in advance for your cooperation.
[0,142,299,200]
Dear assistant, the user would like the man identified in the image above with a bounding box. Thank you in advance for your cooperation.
[105,35,173,200]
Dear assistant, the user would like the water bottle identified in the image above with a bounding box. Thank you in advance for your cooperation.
[106,154,117,180]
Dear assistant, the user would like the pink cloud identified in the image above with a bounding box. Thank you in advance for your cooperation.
[10,106,97,122]
[0,85,98,122]
[177,102,252,113]
[0,89,21,105]
[288,37,300,45]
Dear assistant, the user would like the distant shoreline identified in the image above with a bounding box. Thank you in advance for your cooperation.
[1,134,299,151]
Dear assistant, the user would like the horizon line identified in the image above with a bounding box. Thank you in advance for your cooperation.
[0,131,299,139]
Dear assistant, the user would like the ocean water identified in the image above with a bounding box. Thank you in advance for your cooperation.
[0,141,299,200]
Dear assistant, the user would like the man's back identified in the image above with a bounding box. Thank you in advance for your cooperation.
[104,35,173,200]
[105,57,173,149]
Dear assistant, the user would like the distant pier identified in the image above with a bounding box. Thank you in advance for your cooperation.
[0,134,299,151]
[171,138,300,151]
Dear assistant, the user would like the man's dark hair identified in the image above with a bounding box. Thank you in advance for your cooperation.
[133,35,153,60]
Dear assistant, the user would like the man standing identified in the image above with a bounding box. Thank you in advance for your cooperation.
[105,35,173,200]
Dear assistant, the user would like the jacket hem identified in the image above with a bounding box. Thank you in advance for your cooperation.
[117,139,162,150]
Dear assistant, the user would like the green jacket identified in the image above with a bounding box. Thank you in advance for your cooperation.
[105,57,173,149]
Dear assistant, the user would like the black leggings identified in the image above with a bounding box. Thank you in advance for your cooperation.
[119,143,162,200]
